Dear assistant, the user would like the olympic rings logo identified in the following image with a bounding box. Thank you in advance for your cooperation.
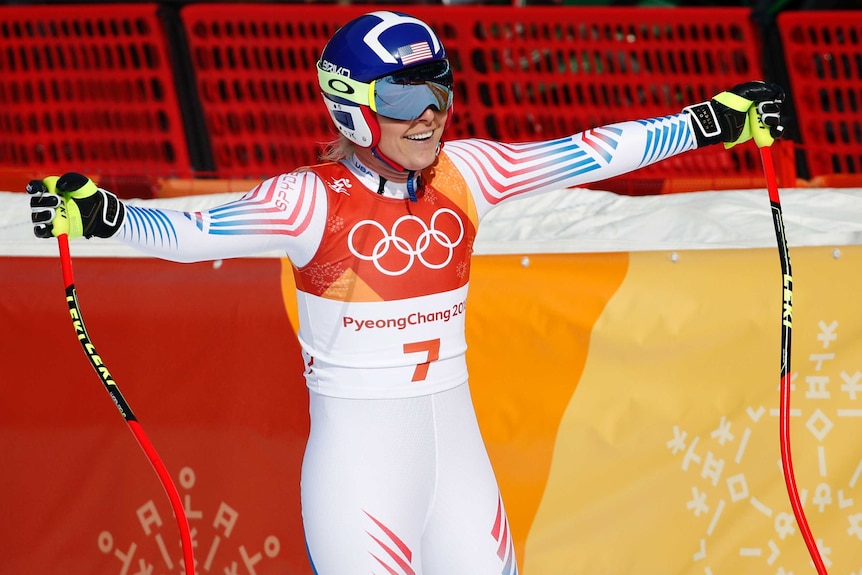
[347,208,464,276]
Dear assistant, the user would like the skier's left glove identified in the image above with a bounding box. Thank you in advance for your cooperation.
[28,172,125,239]
[684,81,785,149]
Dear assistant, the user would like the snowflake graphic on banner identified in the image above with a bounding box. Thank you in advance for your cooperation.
[97,466,281,575]
[667,319,862,574]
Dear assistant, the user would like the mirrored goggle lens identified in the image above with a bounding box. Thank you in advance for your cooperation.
[371,78,453,121]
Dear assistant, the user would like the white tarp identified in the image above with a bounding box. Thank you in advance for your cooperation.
[2,186,862,257]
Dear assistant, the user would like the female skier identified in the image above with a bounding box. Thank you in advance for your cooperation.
[28,10,785,575]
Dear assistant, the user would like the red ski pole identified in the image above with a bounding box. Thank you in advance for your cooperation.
[57,234,196,574]
[754,113,827,574]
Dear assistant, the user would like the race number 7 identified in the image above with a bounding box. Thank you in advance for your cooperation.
[403,339,440,382]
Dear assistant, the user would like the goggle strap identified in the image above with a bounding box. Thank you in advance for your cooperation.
[317,65,372,107]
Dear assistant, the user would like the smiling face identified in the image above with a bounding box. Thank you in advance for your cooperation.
[375,107,448,172]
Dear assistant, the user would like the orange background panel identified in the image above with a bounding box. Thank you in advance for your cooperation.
[464,252,629,564]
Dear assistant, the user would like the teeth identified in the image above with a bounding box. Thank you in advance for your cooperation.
[407,131,433,141]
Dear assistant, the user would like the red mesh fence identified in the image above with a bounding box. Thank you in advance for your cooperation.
[180,4,344,180]
[778,10,862,185]
[0,5,806,195]
[0,4,191,189]
[181,5,793,192]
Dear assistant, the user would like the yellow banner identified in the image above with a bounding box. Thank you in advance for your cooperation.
[466,246,862,574]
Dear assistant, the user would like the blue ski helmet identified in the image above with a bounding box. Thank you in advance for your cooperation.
[317,11,453,148]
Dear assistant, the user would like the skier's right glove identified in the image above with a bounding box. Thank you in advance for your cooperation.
[28,172,125,239]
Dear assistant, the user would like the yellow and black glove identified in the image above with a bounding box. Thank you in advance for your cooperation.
[28,172,125,239]
[684,81,785,149]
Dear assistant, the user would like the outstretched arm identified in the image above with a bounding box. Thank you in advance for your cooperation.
[443,81,785,216]
[30,171,328,266]
[443,113,693,211]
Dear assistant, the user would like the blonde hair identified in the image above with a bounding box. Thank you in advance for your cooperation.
[319,134,356,162]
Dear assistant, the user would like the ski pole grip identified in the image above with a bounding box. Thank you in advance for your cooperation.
[750,106,774,149]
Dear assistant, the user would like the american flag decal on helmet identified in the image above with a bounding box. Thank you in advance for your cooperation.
[398,42,433,65]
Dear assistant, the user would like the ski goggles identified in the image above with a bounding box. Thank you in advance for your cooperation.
[318,60,453,121]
